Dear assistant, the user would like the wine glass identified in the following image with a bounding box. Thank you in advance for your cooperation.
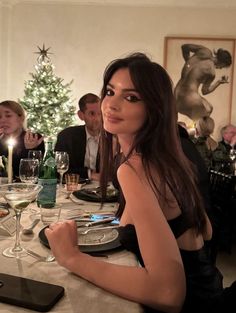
[0,183,42,258]
[19,158,39,183]
[229,148,236,174]
[28,150,42,163]
[55,151,69,190]
[229,149,236,162]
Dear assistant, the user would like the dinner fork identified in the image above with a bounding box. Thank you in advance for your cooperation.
[25,249,55,262]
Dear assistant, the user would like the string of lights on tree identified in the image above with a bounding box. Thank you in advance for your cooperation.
[19,44,75,139]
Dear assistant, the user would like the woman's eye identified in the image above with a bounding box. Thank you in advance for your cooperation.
[106,89,114,96]
[126,95,141,102]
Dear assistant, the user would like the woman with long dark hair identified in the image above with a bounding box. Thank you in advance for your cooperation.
[46,53,235,313]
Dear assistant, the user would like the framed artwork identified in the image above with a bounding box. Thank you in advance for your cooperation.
[164,36,235,139]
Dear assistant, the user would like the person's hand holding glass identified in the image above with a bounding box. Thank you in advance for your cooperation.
[19,158,39,183]
[55,151,69,190]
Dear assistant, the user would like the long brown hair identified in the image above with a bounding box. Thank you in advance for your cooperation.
[100,53,206,233]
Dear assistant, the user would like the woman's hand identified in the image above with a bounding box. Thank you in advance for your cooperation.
[24,130,44,149]
[45,220,80,266]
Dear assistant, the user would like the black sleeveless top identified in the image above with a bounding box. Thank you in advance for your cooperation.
[118,215,236,313]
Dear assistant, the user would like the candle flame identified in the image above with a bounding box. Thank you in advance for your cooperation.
[7,138,15,147]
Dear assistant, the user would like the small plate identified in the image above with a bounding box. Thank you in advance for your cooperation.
[39,226,121,253]
[72,187,118,203]
[79,229,119,246]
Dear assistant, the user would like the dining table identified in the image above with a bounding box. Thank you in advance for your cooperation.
[0,182,144,313]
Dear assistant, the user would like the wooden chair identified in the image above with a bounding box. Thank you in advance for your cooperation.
[208,170,235,257]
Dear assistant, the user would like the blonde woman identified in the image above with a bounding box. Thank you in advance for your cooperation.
[0,100,44,178]
[193,116,217,170]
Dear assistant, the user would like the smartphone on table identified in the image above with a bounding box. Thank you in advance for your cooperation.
[0,273,64,312]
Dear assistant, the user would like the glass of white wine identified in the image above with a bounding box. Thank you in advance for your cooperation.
[55,151,69,190]
[0,183,42,258]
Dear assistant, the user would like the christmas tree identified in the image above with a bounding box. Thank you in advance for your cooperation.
[19,44,75,139]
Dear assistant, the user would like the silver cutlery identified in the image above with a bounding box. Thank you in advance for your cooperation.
[22,219,40,235]
[78,225,118,235]
[69,195,117,207]
[73,214,115,223]
[25,249,55,262]
[67,210,116,219]
[77,217,115,228]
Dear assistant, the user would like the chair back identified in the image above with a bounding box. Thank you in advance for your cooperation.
[208,170,235,254]
[209,170,234,209]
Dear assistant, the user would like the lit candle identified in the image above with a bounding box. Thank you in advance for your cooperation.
[7,138,15,183]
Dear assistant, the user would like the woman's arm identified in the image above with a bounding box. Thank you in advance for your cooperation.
[46,158,186,313]
[201,75,229,95]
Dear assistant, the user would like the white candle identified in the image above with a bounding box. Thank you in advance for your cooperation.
[7,138,15,183]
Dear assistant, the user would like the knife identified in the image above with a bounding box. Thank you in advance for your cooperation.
[77,217,115,228]
[68,212,115,220]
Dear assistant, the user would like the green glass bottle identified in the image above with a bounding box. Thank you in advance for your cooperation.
[37,139,57,208]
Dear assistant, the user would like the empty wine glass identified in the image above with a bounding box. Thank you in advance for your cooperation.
[19,158,39,183]
[0,183,42,258]
[28,150,42,163]
[55,151,69,190]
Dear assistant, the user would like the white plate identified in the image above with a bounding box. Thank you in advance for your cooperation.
[78,229,119,246]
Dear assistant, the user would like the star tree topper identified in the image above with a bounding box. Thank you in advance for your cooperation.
[35,44,53,62]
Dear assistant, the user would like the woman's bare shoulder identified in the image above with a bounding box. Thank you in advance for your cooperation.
[117,154,144,181]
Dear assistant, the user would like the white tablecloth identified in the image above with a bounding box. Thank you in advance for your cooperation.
[0,188,144,313]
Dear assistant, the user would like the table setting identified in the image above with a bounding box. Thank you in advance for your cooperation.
[0,178,143,313]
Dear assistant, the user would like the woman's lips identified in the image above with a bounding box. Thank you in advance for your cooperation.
[105,114,123,123]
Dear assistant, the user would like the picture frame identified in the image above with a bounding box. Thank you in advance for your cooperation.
[164,36,235,139]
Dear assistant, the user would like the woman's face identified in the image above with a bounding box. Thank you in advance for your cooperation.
[0,106,24,136]
[102,68,146,139]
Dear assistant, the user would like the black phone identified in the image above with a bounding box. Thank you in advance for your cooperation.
[0,273,64,312]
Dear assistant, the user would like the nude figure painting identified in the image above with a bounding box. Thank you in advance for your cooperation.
[164,37,235,134]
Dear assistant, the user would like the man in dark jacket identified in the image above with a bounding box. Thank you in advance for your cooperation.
[55,93,101,180]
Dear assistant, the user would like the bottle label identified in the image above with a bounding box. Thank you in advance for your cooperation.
[44,157,56,168]
[37,179,57,208]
